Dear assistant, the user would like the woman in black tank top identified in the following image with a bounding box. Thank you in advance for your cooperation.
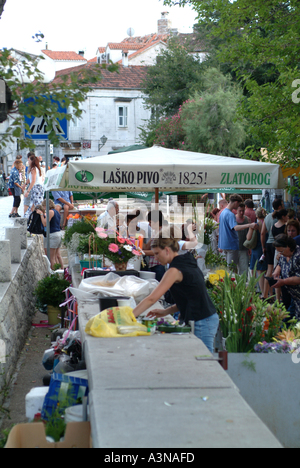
[272,209,288,240]
[133,231,219,353]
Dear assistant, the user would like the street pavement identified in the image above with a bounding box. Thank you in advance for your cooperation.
[0,194,24,240]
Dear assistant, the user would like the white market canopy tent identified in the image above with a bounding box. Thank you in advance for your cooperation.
[44,146,285,193]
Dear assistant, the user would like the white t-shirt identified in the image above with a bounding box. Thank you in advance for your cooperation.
[178,240,188,255]
[29,167,42,186]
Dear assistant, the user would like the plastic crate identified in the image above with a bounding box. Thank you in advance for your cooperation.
[80,260,102,271]
[83,269,139,279]
[41,372,89,420]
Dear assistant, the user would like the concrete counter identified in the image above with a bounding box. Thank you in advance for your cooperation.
[78,301,282,448]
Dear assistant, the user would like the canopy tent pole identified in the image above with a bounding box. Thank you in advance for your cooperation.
[155,188,159,204]
[45,141,50,263]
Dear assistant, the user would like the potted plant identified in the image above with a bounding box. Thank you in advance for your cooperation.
[34,274,71,325]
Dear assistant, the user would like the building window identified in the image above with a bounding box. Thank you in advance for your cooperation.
[118,106,128,127]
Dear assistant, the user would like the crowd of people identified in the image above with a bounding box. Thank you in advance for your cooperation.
[5,152,68,270]
[215,194,300,321]
[7,152,46,219]
[98,193,300,351]
[3,153,300,350]
[96,195,300,318]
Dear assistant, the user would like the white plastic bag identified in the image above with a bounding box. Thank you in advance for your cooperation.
[77,272,159,304]
[196,247,210,276]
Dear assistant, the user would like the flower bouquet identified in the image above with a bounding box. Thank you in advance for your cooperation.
[83,213,98,228]
[208,267,290,353]
[254,341,294,354]
[77,228,144,269]
[254,321,300,354]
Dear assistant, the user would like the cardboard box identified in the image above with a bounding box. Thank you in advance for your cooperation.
[5,422,92,448]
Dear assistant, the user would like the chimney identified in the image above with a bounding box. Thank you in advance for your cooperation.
[78,50,85,57]
[122,50,129,67]
[158,11,172,35]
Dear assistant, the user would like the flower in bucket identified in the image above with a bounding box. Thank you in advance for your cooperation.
[208,273,220,285]
[207,266,290,353]
[76,227,145,267]
[82,229,145,266]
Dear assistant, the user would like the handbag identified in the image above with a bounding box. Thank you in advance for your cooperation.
[243,229,257,250]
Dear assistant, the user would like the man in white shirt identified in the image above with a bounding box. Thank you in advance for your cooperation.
[97,201,119,231]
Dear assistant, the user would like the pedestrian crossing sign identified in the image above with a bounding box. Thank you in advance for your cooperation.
[24,97,68,141]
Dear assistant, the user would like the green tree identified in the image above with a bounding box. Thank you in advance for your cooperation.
[142,39,203,117]
[181,68,246,156]
[0,1,6,18]
[164,0,300,166]
[152,105,186,150]
[0,48,118,150]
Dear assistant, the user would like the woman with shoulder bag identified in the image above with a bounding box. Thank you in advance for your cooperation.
[36,199,64,269]
[246,207,267,295]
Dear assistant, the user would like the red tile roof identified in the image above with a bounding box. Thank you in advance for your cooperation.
[107,42,145,51]
[116,39,167,65]
[42,50,87,61]
[52,63,148,90]
[121,33,169,45]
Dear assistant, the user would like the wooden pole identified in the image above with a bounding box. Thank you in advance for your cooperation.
[155,188,159,204]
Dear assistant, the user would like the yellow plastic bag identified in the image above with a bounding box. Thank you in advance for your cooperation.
[85,306,151,338]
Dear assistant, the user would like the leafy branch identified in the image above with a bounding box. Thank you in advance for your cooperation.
[0,48,118,150]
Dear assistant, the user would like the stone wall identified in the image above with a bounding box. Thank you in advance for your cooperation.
[0,235,48,402]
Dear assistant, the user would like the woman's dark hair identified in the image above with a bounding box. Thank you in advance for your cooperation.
[272,198,283,211]
[126,210,141,225]
[147,210,164,227]
[29,155,42,177]
[272,208,288,220]
[273,234,297,252]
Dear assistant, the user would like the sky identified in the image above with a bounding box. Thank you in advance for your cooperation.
[0,0,198,59]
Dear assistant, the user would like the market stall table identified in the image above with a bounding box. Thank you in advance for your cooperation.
[77,300,282,448]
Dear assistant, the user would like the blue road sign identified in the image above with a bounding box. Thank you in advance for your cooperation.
[24,97,68,141]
